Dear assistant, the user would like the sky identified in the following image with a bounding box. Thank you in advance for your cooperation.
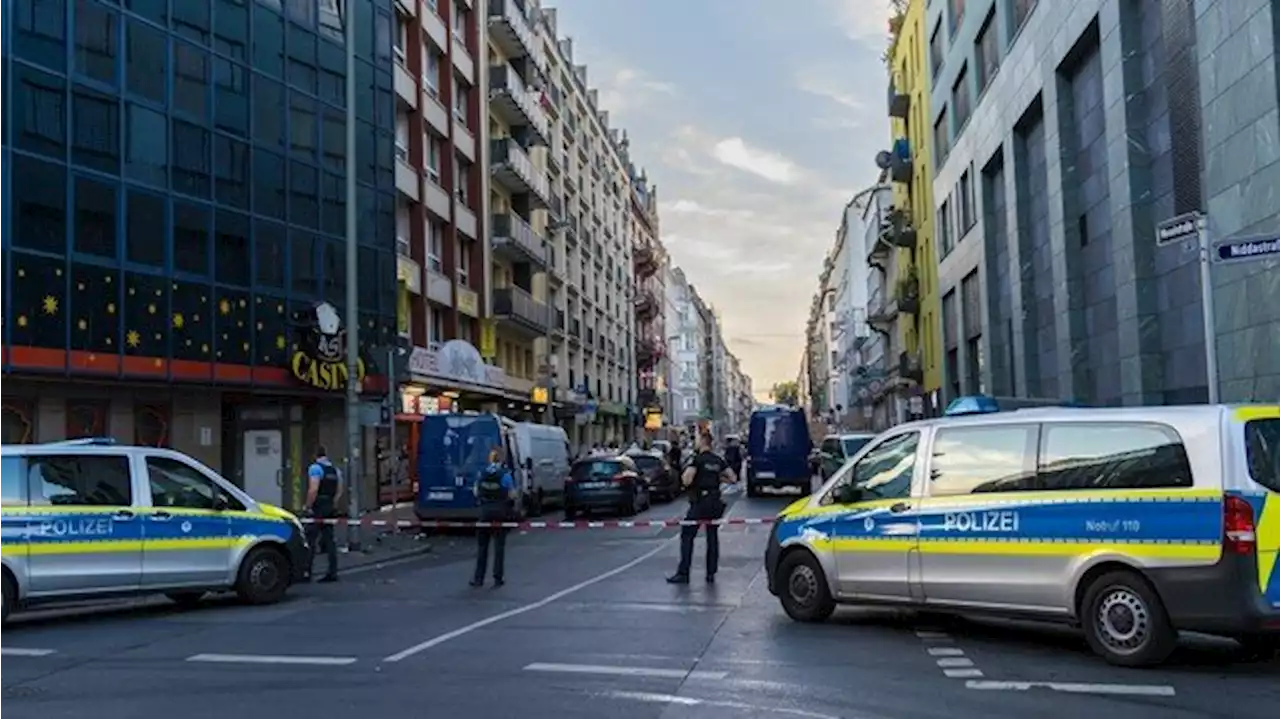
[546,0,894,399]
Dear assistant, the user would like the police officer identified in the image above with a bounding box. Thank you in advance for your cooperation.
[723,435,743,480]
[471,447,516,587]
[667,432,737,584]
[304,445,344,583]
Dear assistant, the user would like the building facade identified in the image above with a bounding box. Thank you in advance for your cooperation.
[664,266,704,427]
[929,0,1280,406]
[3,0,400,511]
[626,162,666,434]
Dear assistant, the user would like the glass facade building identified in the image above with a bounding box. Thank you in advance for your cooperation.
[2,0,399,499]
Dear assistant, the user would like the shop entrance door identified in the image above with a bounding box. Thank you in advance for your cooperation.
[242,429,284,505]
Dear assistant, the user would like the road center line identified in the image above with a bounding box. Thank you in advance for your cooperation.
[186,653,357,666]
[1,647,57,657]
[965,680,1177,697]
[382,539,673,662]
[525,662,728,681]
[927,647,965,657]
[598,690,846,719]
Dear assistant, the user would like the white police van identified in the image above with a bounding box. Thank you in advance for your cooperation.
[764,401,1280,666]
[1,439,309,622]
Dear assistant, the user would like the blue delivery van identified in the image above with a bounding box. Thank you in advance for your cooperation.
[745,406,813,498]
[415,413,511,521]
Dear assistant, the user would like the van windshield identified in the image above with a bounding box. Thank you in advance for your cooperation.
[1245,419,1280,492]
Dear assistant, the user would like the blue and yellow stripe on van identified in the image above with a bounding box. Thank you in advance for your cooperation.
[775,488,1225,563]
[0,505,294,557]
[1235,405,1280,607]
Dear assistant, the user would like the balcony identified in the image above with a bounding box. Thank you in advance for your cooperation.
[881,207,918,249]
[635,337,665,369]
[867,232,892,269]
[898,351,924,384]
[549,194,564,220]
[552,308,566,336]
[491,212,548,268]
[488,65,550,146]
[866,290,897,333]
[487,0,542,67]
[895,272,920,315]
[490,138,550,209]
[493,286,552,335]
[888,78,910,118]
[634,287,659,321]
[568,318,581,345]
[633,245,658,278]
[889,137,912,183]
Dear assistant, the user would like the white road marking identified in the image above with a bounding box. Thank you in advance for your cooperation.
[1,647,57,657]
[936,657,975,668]
[965,680,1176,697]
[382,539,673,662]
[914,630,952,640]
[524,662,727,681]
[186,653,357,666]
[927,647,965,657]
[598,690,846,719]
[944,668,986,678]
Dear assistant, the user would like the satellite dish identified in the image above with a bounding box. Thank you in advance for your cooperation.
[874,151,892,169]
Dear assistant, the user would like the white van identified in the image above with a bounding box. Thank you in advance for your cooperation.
[507,422,571,515]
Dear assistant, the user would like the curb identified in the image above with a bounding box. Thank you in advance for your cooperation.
[337,543,435,575]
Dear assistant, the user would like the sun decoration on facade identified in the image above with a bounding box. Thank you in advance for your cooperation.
[126,330,141,348]
[219,299,232,315]
[42,296,58,315]
[173,313,185,329]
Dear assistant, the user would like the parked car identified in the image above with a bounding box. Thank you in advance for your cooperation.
[564,456,651,519]
[817,433,877,480]
[626,450,679,502]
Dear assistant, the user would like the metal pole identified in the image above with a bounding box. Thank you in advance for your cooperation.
[386,347,399,534]
[343,1,362,551]
[1197,216,1220,404]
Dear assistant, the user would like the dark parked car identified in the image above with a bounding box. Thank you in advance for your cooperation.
[564,455,651,519]
[626,450,678,502]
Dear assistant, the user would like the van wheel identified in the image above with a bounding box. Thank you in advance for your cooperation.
[165,591,207,607]
[236,546,291,605]
[1080,570,1177,667]
[2,572,16,624]
[746,482,761,499]
[778,551,835,623]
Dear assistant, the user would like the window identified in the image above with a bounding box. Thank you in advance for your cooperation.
[424,48,441,97]
[13,157,68,254]
[254,149,286,219]
[395,112,410,161]
[455,157,471,202]
[71,84,119,174]
[948,0,966,35]
[321,106,345,171]
[214,210,251,286]
[2,456,26,504]
[452,0,467,40]
[1012,0,1036,37]
[73,175,117,258]
[289,160,319,229]
[427,305,444,346]
[28,454,133,507]
[427,219,444,271]
[930,426,1037,496]
[426,135,443,181]
[289,91,317,160]
[214,134,250,209]
[125,103,168,187]
[214,59,249,136]
[125,0,167,25]
[1038,423,1193,491]
[823,432,919,504]
[841,436,873,457]
[14,0,68,72]
[958,170,974,231]
[173,41,209,121]
[172,119,212,198]
[292,231,319,295]
[456,237,470,285]
[1245,419,1280,492]
[321,172,344,235]
[975,9,1000,93]
[285,0,315,27]
[933,108,949,162]
[254,75,286,147]
[253,2,285,77]
[375,9,393,59]
[937,197,952,255]
[75,0,118,85]
[453,76,468,123]
[173,1,210,44]
[125,19,167,103]
[952,65,971,130]
[146,456,242,510]
[929,23,944,77]
[126,188,166,266]
[394,11,407,59]
[255,220,287,289]
[173,201,210,276]
[14,66,67,161]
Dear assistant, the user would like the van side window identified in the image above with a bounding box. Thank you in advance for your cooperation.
[146,457,245,511]
[1244,419,1280,492]
[28,455,134,506]
[821,438,840,456]
[2,456,27,505]
[822,432,919,504]
[930,425,1038,496]
[1038,423,1192,490]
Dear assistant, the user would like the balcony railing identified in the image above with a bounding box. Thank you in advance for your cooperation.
[492,286,552,332]
[491,211,548,267]
[488,65,550,144]
[487,0,541,66]
[888,77,910,118]
[490,137,550,206]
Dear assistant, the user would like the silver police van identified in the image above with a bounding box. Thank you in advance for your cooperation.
[1,439,309,622]
[764,404,1280,666]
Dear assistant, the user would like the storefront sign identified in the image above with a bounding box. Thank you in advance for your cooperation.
[404,341,506,389]
[291,302,366,391]
[397,255,422,294]
[479,319,497,359]
[456,285,480,317]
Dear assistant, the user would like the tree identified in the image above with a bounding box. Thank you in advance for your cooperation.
[771,381,800,406]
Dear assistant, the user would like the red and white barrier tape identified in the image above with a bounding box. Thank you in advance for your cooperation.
[297,517,776,529]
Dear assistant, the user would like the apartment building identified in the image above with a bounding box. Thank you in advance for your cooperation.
[665,267,706,427]
[627,162,666,433]
[826,189,875,424]
[391,0,519,432]
[537,8,639,445]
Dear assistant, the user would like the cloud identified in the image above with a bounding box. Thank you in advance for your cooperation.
[827,0,895,42]
[594,66,677,115]
[796,72,866,111]
[710,137,800,184]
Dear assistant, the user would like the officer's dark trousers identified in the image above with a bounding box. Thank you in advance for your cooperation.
[676,496,725,577]
[305,522,338,579]
[473,527,507,582]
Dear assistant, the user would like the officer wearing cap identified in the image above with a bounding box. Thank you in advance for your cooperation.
[667,432,737,584]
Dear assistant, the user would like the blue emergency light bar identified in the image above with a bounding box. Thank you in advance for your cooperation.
[944,395,1086,416]
[45,437,118,446]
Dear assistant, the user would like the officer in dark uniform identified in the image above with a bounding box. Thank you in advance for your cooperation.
[304,445,344,583]
[667,433,737,584]
[723,436,743,480]
[471,447,516,587]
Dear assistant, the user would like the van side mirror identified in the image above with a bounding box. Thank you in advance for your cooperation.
[213,494,230,511]
[833,483,863,505]
[524,457,533,470]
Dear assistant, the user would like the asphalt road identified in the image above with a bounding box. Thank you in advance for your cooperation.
[3,487,1276,719]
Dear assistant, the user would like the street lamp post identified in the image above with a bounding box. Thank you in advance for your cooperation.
[342,0,362,551]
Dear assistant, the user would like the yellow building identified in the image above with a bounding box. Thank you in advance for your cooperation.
[887,0,943,401]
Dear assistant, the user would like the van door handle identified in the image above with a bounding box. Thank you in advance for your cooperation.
[889,502,912,514]
[150,511,173,522]
[112,510,136,521]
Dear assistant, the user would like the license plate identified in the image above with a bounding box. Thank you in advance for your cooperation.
[756,471,776,479]
[579,481,607,489]
[427,490,453,501]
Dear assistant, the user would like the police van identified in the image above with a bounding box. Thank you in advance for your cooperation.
[763,403,1280,666]
[1,439,310,623]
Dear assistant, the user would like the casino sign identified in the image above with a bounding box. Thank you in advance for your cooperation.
[290,302,366,391]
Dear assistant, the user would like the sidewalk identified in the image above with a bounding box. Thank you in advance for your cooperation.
[330,504,435,573]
